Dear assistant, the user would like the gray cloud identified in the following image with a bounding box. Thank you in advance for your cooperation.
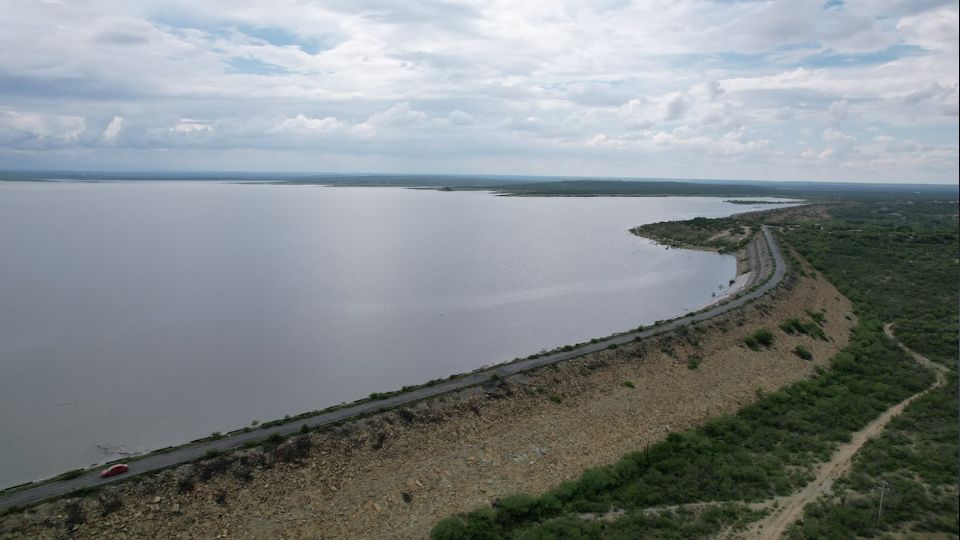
[0,0,956,183]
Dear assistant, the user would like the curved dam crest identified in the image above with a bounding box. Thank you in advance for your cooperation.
[0,182,788,488]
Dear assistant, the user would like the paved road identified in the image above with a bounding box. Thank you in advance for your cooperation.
[0,226,785,512]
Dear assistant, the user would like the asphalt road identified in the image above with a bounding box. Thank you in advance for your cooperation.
[0,226,785,512]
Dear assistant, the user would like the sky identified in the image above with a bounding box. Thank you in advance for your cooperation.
[0,0,957,183]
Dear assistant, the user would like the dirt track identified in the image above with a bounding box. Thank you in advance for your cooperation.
[738,324,947,539]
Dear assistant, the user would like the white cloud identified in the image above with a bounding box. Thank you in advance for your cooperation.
[356,102,430,135]
[0,111,86,143]
[0,0,954,182]
[272,114,342,134]
[447,110,475,125]
[827,100,848,124]
[101,116,123,142]
[170,119,214,134]
[822,128,857,147]
[897,5,959,52]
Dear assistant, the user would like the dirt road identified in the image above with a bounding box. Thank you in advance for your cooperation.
[739,324,947,539]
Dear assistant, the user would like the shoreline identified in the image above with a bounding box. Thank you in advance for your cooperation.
[0,228,784,512]
[0,227,861,540]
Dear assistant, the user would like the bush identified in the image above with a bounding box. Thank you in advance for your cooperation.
[623,381,635,388]
[753,328,775,347]
[745,328,775,349]
[794,345,813,360]
[780,318,826,340]
[272,434,312,463]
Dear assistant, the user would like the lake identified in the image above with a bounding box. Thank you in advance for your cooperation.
[0,182,782,487]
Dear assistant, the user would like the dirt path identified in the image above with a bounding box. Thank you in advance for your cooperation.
[739,324,947,539]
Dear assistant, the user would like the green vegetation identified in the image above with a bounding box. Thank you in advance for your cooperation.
[779,318,826,340]
[431,323,931,538]
[55,469,85,481]
[781,200,958,364]
[743,328,775,350]
[788,373,959,538]
[779,199,959,537]
[432,198,958,538]
[793,345,813,361]
[622,381,635,389]
[548,394,563,404]
[632,217,754,253]
[725,199,794,205]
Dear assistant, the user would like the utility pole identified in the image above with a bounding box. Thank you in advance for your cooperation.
[877,480,887,521]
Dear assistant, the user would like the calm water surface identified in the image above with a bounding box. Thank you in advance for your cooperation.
[0,182,781,487]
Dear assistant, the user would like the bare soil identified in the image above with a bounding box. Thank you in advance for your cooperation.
[0,270,855,540]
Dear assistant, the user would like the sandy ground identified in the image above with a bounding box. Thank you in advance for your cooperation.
[0,266,855,540]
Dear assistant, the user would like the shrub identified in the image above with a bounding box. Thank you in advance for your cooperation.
[753,328,775,347]
[265,432,284,445]
[197,455,232,481]
[687,355,702,369]
[780,318,826,340]
[548,394,562,404]
[176,475,195,494]
[273,434,312,463]
[57,469,84,481]
[793,345,813,360]
[623,381,635,389]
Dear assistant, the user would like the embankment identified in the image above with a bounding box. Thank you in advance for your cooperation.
[0,257,855,539]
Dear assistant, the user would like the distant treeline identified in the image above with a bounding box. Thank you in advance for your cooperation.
[3,171,957,201]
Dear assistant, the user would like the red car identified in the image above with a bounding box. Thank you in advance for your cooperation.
[100,463,129,478]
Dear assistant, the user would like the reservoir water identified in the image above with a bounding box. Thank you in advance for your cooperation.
[0,182,781,487]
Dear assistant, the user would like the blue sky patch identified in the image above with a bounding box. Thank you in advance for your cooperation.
[226,57,289,75]
[797,45,924,68]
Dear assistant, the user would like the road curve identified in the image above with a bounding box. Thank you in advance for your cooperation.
[0,226,786,512]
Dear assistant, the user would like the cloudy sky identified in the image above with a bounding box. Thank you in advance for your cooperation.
[0,0,957,183]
